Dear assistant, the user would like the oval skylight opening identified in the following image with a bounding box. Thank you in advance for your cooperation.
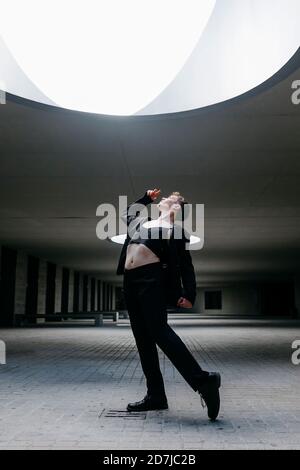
[0,0,299,115]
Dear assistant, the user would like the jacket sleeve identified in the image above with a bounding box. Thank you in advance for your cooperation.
[177,234,197,306]
[121,191,153,230]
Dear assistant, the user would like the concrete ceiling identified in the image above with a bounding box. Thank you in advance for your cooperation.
[1,49,300,284]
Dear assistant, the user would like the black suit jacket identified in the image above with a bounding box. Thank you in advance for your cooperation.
[116,192,197,307]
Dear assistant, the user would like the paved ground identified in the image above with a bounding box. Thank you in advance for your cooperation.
[0,317,299,450]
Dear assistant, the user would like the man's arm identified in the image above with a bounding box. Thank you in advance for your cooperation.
[121,191,153,228]
[121,189,161,231]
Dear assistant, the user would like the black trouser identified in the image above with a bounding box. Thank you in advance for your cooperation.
[123,262,209,399]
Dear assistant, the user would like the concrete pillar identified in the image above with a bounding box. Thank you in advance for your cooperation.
[103,282,107,310]
[109,285,113,310]
[111,285,116,310]
[106,284,109,310]
[87,276,91,311]
[88,276,96,311]
[100,280,103,310]
[14,251,27,316]
[78,273,84,311]
[68,270,74,312]
[90,278,96,311]
[37,259,47,321]
[55,266,62,313]
[107,284,110,310]
[96,280,100,311]
[101,281,105,310]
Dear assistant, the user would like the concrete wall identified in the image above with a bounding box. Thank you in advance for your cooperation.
[193,284,259,315]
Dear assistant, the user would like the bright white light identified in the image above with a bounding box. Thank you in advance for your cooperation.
[109,233,201,245]
[140,0,300,115]
[0,0,215,115]
[1,0,299,116]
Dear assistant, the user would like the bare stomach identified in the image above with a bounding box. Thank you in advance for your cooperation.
[125,243,160,269]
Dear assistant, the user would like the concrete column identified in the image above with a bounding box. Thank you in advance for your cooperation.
[68,269,74,312]
[101,281,105,310]
[111,285,116,310]
[100,281,104,310]
[96,280,100,311]
[98,280,102,310]
[78,273,84,312]
[90,278,96,311]
[14,251,27,316]
[107,284,110,310]
[37,259,47,321]
[107,283,109,310]
[87,276,91,311]
[55,266,62,313]
[103,282,107,310]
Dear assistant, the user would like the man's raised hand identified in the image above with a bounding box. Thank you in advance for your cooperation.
[147,188,161,200]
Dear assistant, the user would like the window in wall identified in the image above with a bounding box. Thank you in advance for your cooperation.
[205,290,222,310]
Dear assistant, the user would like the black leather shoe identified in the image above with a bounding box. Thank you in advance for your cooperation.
[197,372,221,421]
[127,394,168,412]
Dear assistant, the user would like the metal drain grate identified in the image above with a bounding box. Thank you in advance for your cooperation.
[99,409,146,420]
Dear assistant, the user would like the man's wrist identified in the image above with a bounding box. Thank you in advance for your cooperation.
[145,190,154,201]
